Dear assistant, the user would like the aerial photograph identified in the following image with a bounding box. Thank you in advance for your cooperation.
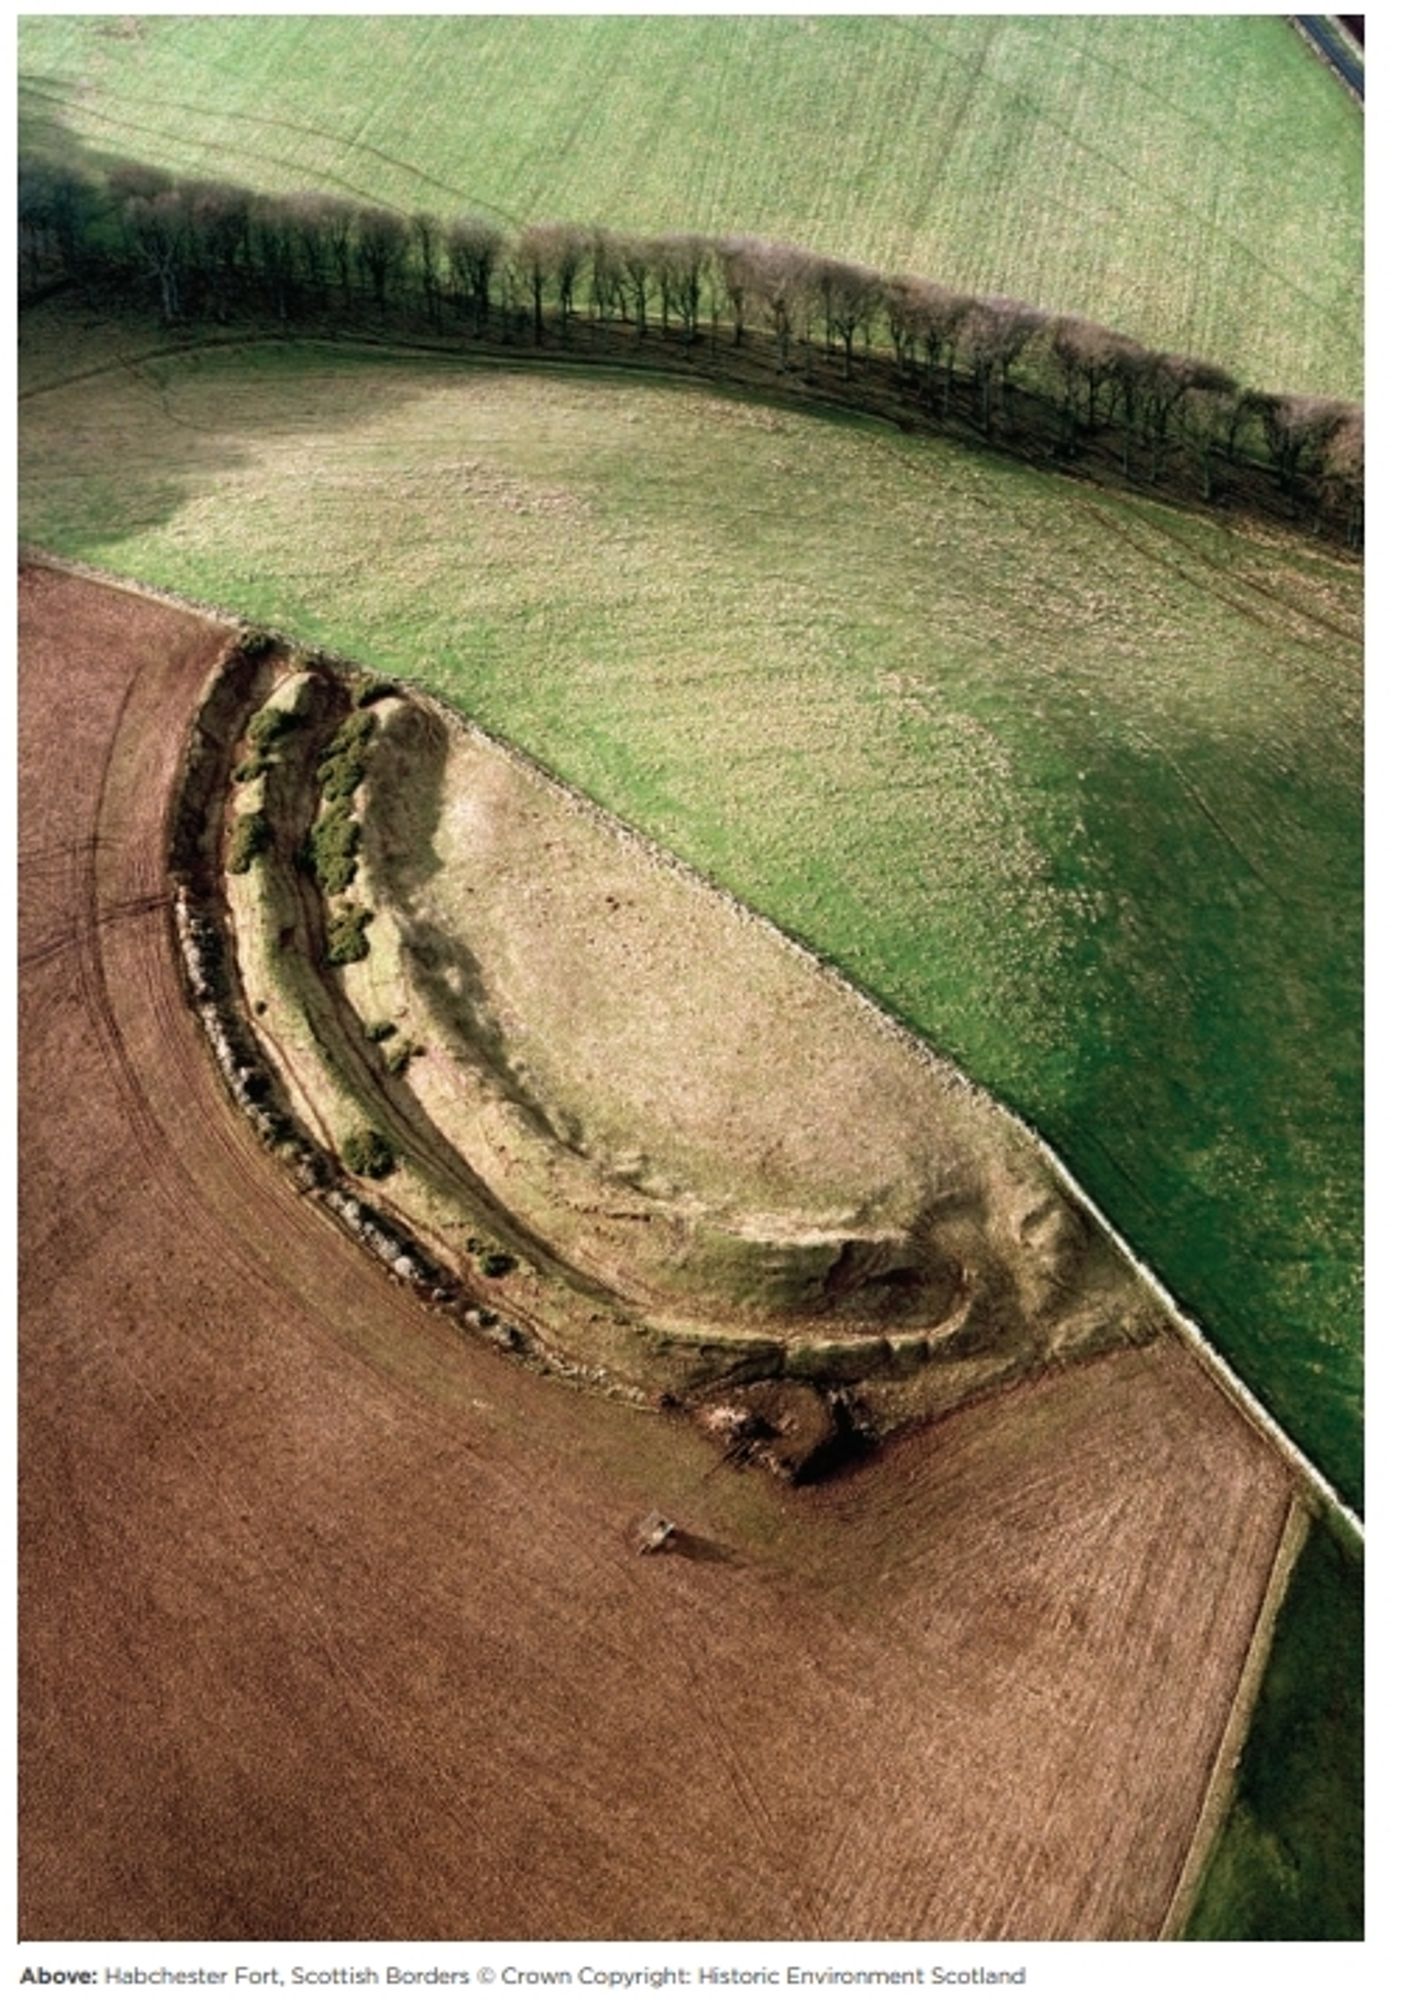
[17,7,1363,1945]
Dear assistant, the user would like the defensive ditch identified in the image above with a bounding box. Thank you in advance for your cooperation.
[169,632,1166,1473]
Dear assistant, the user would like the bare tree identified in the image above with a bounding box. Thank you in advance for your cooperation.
[513,222,561,343]
[1322,407,1364,548]
[617,234,654,340]
[961,297,1041,434]
[1104,336,1152,478]
[913,283,972,415]
[739,239,811,371]
[822,259,881,379]
[716,235,759,348]
[881,274,922,377]
[354,207,409,312]
[284,192,339,300]
[550,223,590,332]
[186,179,252,315]
[1218,386,1266,468]
[18,161,100,286]
[657,232,711,342]
[1169,364,1240,498]
[1144,353,1235,484]
[1048,316,1103,453]
[125,188,192,321]
[249,194,302,321]
[1257,392,1347,500]
[588,225,624,327]
[409,211,444,321]
[644,235,677,337]
[447,216,501,331]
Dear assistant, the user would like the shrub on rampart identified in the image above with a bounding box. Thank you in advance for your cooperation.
[227,809,270,873]
[307,799,361,895]
[326,902,372,964]
[342,1126,395,1178]
[318,708,378,802]
[247,703,301,753]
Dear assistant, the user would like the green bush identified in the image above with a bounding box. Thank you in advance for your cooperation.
[384,1039,417,1077]
[328,709,378,754]
[364,1018,397,1043]
[233,754,268,783]
[247,704,300,752]
[319,751,365,802]
[227,809,271,873]
[316,709,378,801]
[479,1248,517,1279]
[342,1127,395,1178]
[235,627,274,660]
[306,799,361,894]
[326,903,372,964]
[355,675,398,708]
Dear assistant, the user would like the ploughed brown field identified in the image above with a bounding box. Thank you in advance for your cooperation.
[20,562,1297,1941]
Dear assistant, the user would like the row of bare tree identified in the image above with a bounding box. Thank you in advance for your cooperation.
[18,156,1364,547]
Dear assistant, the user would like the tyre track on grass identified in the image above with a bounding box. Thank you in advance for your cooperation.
[19,71,525,227]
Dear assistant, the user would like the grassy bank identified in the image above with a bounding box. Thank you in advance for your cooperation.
[18,12,1362,398]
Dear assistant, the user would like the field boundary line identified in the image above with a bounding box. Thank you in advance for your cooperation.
[1158,1494,1311,1938]
[1292,16,1365,103]
[1007,1131,1364,1544]
[20,544,1366,1538]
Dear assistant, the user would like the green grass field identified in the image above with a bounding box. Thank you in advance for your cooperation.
[1187,1518,1362,1940]
[19,321,1364,1508]
[18,12,1362,398]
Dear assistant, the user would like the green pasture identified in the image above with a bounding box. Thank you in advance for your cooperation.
[18,323,1364,1508]
[1188,1519,1363,1940]
[18,12,1362,398]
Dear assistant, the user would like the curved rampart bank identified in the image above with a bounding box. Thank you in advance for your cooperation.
[174,637,1167,1449]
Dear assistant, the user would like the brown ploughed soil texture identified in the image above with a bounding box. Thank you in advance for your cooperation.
[21,561,1294,1941]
